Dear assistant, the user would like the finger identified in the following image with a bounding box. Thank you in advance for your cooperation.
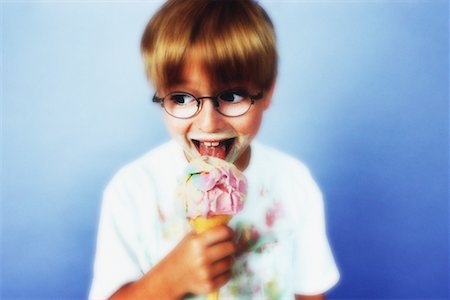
[201,225,234,246]
[211,270,232,291]
[210,256,235,277]
[207,241,236,263]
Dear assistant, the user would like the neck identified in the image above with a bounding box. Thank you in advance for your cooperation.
[234,146,251,171]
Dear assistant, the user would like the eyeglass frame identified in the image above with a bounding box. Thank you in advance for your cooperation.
[152,89,264,119]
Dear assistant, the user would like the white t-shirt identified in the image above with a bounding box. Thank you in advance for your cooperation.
[89,140,339,299]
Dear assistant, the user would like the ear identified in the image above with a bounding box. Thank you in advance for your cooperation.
[262,80,276,110]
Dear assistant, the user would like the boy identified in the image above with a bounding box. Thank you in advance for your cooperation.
[90,0,339,299]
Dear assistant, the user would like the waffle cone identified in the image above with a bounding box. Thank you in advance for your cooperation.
[189,215,232,234]
[207,291,219,300]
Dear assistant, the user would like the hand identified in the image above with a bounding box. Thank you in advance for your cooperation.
[109,225,236,300]
[167,225,237,296]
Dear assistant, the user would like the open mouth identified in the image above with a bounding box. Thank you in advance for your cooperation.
[191,138,235,160]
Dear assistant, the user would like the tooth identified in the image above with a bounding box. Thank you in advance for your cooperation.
[203,141,212,147]
[211,142,219,147]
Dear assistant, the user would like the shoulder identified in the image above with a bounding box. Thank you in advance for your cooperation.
[121,139,182,172]
[250,141,323,205]
[104,140,185,198]
[251,141,314,180]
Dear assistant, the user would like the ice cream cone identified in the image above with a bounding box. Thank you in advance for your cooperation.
[207,291,219,300]
[180,157,247,300]
[189,215,232,234]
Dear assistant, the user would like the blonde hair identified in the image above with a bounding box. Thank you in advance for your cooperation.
[141,0,277,92]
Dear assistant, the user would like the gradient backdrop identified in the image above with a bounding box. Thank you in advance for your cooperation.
[2,0,449,299]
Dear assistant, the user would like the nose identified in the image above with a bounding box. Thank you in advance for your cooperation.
[194,98,226,133]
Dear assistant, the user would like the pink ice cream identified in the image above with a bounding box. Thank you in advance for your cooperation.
[179,156,247,218]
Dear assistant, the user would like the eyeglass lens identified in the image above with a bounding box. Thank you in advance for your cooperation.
[163,90,253,118]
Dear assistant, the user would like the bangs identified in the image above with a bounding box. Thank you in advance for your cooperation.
[194,1,277,90]
[141,0,277,91]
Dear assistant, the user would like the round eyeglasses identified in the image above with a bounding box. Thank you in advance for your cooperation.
[152,89,264,119]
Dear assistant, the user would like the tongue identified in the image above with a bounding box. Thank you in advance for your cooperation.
[199,143,227,160]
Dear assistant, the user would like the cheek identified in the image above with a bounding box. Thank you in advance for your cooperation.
[234,110,264,137]
[163,114,189,137]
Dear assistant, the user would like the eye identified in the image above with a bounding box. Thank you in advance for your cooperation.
[169,93,196,105]
[218,90,247,103]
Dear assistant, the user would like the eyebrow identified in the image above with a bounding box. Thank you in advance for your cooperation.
[167,85,202,96]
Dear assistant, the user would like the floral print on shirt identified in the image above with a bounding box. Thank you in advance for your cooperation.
[220,186,290,300]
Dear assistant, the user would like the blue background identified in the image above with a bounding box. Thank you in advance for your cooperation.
[2,0,448,299]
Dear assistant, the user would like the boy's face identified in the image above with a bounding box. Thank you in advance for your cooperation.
[160,57,273,170]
